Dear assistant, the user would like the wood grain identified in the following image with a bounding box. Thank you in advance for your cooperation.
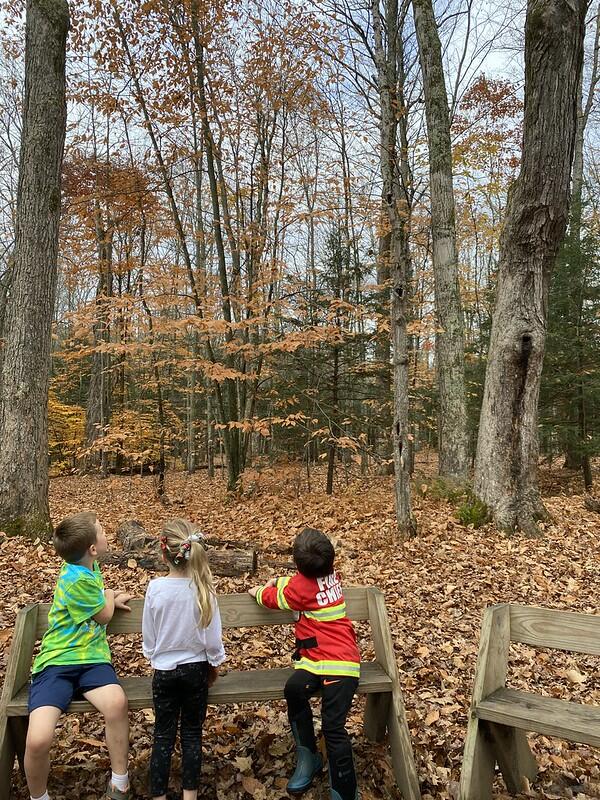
[459,605,510,800]
[34,587,371,639]
[509,605,600,655]
[7,661,392,715]
[477,687,600,747]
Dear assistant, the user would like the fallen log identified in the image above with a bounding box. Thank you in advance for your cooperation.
[116,520,153,550]
[101,547,257,577]
[112,519,257,576]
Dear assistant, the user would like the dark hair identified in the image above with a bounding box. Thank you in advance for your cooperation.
[293,527,335,578]
[53,511,98,563]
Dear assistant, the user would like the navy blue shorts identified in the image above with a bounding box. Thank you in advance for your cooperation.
[28,663,120,713]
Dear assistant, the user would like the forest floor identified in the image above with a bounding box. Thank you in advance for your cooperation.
[3,457,600,800]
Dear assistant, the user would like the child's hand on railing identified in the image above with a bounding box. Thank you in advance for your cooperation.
[114,591,133,612]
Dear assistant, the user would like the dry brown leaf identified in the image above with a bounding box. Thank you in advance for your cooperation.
[424,708,440,726]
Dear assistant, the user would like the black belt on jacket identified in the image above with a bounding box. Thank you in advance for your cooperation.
[292,636,318,661]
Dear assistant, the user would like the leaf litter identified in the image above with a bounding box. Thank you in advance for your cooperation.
[2,462,600,799]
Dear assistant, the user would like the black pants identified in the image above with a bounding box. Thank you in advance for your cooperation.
[150,661,209,796]
[284,669,358,800]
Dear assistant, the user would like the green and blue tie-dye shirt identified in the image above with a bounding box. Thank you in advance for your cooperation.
[32,561,111,674]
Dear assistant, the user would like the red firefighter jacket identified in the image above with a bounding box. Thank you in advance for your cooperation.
[256,571,360,678]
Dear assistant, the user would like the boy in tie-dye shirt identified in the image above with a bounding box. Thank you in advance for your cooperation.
[24,512,132,800]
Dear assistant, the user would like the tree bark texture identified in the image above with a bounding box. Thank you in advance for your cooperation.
[412,0,469,480]
[84,231,113,475]
[474,0,586,533]
[372,0,416,535]
[0,0,69,538]
[561,5,599,486]
[0,261,13,394]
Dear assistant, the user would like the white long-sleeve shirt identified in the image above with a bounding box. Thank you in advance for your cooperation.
[142,577,226,671]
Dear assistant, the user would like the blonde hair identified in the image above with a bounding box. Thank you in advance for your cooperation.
[160,519,215,627]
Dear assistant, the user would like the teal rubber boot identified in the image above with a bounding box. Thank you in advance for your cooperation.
[330,790,359,800]
[287,721,323,794]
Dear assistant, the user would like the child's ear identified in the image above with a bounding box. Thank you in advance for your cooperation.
[88,541,98,557]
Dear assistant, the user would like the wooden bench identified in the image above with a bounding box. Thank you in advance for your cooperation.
[460,604,600,799]
[0,587,420,800]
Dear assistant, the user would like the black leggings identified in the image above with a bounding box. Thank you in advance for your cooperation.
[150,661,209,796]
[284,669,358,799]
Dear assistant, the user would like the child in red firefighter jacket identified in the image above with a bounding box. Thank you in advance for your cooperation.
[248,527,360,800]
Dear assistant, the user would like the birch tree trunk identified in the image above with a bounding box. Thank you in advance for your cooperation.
[412,0,469,480]
[372,0,416,535]
[0,0,69,537]
[474,0,586,534]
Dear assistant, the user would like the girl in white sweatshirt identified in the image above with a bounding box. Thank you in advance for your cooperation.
[142,519,226,800]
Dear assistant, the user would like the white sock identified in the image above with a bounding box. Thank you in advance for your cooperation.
[111,771,129,791]
[31,793,50,800]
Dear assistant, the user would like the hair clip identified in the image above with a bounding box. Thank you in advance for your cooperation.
[159,534,169,552]
[188,532,208,550]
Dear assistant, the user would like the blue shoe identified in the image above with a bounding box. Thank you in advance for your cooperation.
[329,755,359,800]
[330,790,359,800]
[287,745,323,794]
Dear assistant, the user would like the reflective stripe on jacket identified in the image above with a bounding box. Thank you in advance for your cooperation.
[256,572,360,678]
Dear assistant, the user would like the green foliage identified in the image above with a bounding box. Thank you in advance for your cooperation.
[540,206,600,467]
[1,511,53,539]
[414,476,468,503]
[415,476,489,527]
[456,494,490,528]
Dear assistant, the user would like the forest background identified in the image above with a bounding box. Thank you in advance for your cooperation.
[3,0,598,508]
[2,0,600,798]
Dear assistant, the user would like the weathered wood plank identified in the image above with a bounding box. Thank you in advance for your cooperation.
[477,688,600,747]
[1,606,39,700]
[7,661,392,715]
[509,605,600,655]
[364,691,391,742]
[459,605,511,800]
[0,717,14,800]
[8,717,28,772]
[0,605,38,793]
[487,722,537,794]
[34,587,371,638]
[367,588,421,800]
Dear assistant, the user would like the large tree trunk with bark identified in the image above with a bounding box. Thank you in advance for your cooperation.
[0,259,13,389]
[474,0,586,534]
[412,0,469,480]
[372,0,416,535]
[0,0,69,538]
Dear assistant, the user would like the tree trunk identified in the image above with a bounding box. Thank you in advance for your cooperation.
[474,0,586,534]
[0,259,13,394]
[0,0,69,538]
[326,344,339,496]
[84,230,113,475]
[562,5,599,487]
[372,0,416,535]
[186,334,197,475]
[412,0,469,480]
[190,4,245,490]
